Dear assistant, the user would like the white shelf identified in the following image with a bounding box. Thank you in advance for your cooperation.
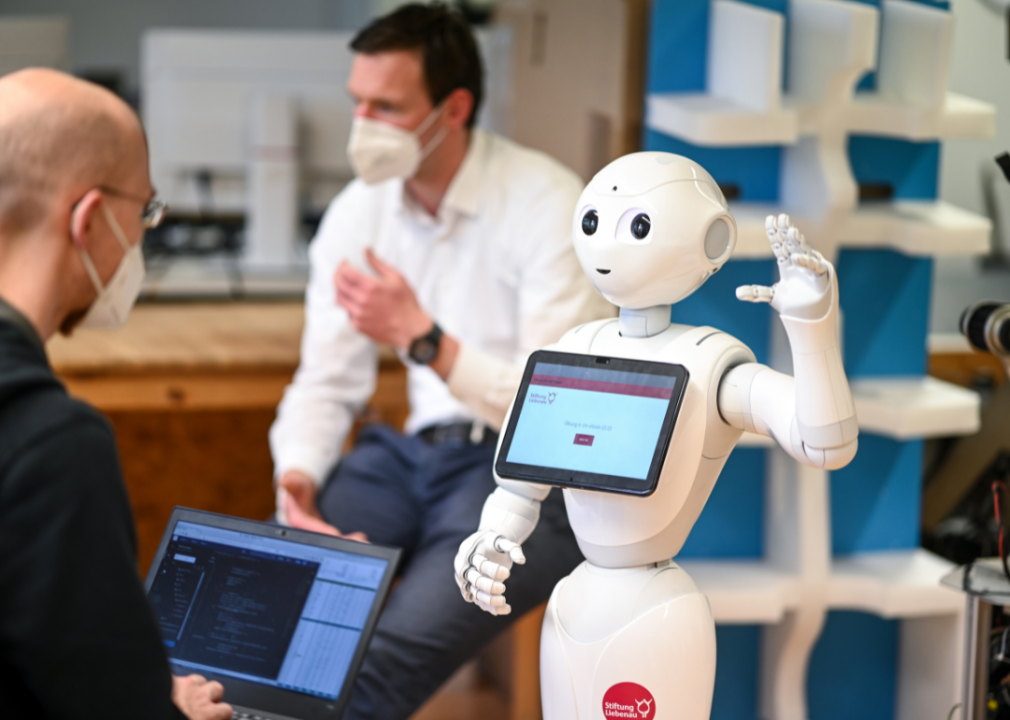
[846,93,995,141]
[730,201,990,259]
[839,201,991,257]
[728,202,783,258]
[678,559,798,624]
[829,549,964,618]
[851,376,980,439]
[939,92,998,138]
[646,93,798,147]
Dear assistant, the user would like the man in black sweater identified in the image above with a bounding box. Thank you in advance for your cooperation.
[0,69,231,720]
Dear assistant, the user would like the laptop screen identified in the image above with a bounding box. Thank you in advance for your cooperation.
[147,520,391,701]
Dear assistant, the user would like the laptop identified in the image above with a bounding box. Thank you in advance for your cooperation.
[144,507,401,720]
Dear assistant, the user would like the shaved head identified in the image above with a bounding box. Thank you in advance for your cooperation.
[0,68,145,237]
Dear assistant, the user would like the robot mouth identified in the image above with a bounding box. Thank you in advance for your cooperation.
[596,268,611,275]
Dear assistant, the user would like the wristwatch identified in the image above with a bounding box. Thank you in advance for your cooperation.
[408,322,443,365]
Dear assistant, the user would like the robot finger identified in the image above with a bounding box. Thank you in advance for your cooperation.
[793,253,827,275]
[494,537,527,565]
[785,227,804,256]
[471,553,511,581]
[465,567,506,595]
[476,599,512,616]
[475,589,508,607]
[765,216,788,259]
[736,284,775,303]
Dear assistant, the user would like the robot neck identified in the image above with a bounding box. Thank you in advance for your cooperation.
[619,305,672,338]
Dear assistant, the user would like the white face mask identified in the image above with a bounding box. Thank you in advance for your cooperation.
[77,204,146,329]
[346,103,448,185]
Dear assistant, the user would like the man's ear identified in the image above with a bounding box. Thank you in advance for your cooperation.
[444,87,474,132]
[69,189,103,250]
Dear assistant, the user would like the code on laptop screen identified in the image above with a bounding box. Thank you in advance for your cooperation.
[147,521,389,700]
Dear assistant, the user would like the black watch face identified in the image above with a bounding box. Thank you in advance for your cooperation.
[411,338,438,364]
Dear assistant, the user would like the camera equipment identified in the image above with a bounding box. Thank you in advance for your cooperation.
[960,301,1010,378]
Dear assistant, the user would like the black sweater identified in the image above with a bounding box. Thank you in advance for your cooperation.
[0,306,184,719]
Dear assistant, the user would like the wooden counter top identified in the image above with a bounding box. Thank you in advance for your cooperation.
[47,301,403,414]
[47,301,305,377]
[47,302,305,412]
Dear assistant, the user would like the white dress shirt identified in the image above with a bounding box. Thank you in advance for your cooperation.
[269,130,614,486]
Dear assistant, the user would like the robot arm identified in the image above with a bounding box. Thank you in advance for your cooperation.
[719,215,858,470]
[453,481,550,615]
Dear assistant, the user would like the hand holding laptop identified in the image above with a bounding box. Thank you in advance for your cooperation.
[172,674,232,720]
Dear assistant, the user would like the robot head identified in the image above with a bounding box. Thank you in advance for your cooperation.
[572,152,736,309]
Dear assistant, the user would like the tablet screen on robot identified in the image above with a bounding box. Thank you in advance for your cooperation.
[496,350,689,496]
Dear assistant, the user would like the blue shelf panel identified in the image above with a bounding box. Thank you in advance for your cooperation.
[849,136,942,201]
[836,249,933,378]
[711,625,762,720]
[679,447,766,559]
[808,612,899,720]
[830,433,924,555]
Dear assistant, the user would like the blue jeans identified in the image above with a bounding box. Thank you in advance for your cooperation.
[318,424,582,720]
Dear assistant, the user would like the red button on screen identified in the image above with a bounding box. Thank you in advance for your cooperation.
[574,434,595,446]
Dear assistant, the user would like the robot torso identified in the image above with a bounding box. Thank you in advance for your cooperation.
[550,317,755,568]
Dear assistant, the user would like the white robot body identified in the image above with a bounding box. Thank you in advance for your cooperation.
[551,319,754,567]
[542,560,715,720]
[453,153,859,720]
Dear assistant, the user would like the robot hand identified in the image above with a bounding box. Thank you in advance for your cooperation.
[454,530,526,615]
[736,214,831,321]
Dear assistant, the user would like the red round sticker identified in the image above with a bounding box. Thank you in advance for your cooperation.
[602,682,656,719]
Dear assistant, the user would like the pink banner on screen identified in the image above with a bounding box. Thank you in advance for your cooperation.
[531,374,673,399]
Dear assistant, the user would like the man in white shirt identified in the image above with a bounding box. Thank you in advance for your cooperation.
[269,5,613,718]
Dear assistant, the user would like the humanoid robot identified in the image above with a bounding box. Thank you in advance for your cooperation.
[453,153,858,720]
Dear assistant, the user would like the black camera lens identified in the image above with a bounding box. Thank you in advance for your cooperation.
[631,213,651,240]
[581,209,598,236]
[960,302,1003,352]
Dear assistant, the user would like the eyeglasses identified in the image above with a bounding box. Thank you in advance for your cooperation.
[97,186,167,229]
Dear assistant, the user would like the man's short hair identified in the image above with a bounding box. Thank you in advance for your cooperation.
[351,3,484,129]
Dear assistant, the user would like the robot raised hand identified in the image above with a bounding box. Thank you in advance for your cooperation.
[737,213,830,321]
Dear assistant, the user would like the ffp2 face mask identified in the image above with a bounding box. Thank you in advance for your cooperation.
[76,203,146,329]
[346,103,448,185]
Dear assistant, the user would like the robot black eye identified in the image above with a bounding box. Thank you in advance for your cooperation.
[582,209,599,235]
[631,213,651,240]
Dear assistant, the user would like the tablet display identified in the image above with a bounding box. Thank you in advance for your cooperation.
[496,351,688,496]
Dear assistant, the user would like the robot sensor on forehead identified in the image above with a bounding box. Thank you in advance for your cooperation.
[455,152,858,720]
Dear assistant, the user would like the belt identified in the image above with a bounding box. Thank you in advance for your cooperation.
[417,421,499,447]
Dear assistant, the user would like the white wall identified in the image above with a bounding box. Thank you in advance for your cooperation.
[935,0,1010,332]
[0,0,374,94]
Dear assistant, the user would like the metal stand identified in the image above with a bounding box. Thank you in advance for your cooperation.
[944,559,1010,719]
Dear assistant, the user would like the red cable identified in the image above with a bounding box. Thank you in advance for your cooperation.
[993,481,1010,584]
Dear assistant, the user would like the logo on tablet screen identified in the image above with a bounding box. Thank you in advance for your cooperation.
[603,683,655,719]
[548,392,556,404]
[528,391,557,405]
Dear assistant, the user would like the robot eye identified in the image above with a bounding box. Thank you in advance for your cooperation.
[630,213,651,240]
[581,209,599,236]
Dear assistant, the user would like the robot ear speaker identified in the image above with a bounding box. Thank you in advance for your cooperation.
[704,217,734,261]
